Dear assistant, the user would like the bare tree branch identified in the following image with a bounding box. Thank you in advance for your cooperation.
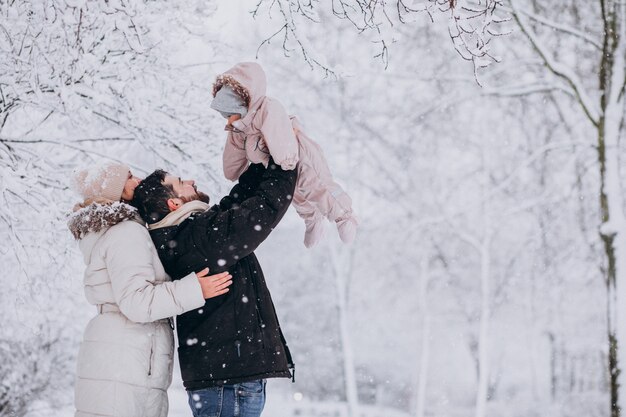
[509,0,601,126]
[253,0,507,75]
[501,4,602,50]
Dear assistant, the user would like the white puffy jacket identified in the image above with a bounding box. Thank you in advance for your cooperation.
[69,202,205,417]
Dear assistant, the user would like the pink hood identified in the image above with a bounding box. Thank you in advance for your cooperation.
[217,61,301,178]
[212,62,267,113]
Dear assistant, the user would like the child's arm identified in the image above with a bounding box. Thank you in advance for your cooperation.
[259,98,299,171]
[223,131,249,181]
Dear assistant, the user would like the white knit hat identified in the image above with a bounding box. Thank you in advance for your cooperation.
[72,162,130,202]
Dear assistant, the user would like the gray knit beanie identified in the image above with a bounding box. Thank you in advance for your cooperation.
[210,86,248,118]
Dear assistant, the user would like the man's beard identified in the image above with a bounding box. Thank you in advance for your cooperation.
[180,191,210,205]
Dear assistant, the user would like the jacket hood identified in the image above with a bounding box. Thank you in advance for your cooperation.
[68,202,140,261]
[212,62,267,112]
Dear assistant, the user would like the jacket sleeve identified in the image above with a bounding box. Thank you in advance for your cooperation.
[223,131,249,181]
[194,158,297,272]
[218,162,267,210]
[103,221,206,323]
[258,99,299,171]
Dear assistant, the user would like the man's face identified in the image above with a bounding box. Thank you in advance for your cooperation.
[163,175,210,207]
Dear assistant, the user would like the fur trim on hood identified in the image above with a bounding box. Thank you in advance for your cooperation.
[213,75,252,107]
[68,202,139,240]
[212,62,267,111]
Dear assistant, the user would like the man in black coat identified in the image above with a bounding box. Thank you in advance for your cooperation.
[131,159,296,416]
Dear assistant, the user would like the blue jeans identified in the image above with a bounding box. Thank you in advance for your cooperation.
[187,379,266,417]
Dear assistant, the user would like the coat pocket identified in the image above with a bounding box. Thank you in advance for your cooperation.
[238,379,265,397]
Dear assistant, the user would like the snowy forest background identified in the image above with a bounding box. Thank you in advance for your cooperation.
[2,1,625,416]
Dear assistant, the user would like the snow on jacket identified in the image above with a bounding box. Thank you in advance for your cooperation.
[69,202,205,417]
[148,161,297,390]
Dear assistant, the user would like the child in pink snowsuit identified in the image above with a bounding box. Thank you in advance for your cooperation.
[210,61,358,248]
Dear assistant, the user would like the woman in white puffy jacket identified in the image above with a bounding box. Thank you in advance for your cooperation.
[68,162,232,417]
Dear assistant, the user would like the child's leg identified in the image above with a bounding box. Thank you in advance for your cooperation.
[297,162,358,244]
[323,185,358,245]
[293,190,325,248]
[292,126,358,244]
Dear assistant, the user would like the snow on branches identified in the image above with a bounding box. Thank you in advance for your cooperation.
[0,0,149,131]
[252,0,510,75]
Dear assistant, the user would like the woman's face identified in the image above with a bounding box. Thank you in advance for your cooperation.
[121,172,141,201]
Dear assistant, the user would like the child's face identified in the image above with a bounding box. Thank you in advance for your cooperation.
[224,114,242,131]
[227,114,241,125]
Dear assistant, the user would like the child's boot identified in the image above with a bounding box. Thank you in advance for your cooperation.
[336,215,358,244]
[304,217,325,248]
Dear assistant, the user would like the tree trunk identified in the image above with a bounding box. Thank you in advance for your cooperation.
[598,2,626,416]
[475,236,492,417]
[330,246,359,416]
[414,256,432,417]
[547,332,557,400]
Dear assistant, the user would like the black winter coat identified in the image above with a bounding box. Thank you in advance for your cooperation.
[149,161,297,390]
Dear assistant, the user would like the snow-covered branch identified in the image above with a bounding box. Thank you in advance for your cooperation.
[254,1,335,75]
[408,139,593,231]
[410,80,574,125]
[482,82,575,98]
[509,0,601,126]
[502,4,602,50]
[253,0,508,72]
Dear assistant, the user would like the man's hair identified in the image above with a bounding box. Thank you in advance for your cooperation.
[131,169,176,224]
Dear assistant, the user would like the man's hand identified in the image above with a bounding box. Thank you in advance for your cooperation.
[196,268,232,299]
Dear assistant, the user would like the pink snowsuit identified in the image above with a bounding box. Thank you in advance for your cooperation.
[213,62,357,247]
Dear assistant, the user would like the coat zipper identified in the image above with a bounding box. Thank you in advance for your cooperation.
[233,284,242,358]
[235,340,241,358]
[249,274,266,349]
